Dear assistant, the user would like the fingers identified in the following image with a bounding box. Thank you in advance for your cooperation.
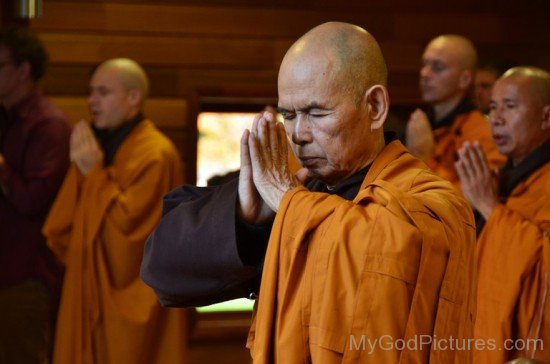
[464,142,483,178]
[80,122,96,150]
[295,167,309,184]
[473,142,491,176]
[276,122,288,166]
[251,113,262,135]
[240,129,252,169]
[70,121,84,161]
[455,149,471,182]
[248,127,263,171]
[458,142,490,180]
[253,111,286,170]
[267,113,280,163]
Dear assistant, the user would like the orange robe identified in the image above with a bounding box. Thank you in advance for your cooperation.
[475,162,550,363]
[247,141,477,363]
[43,120,188,364]
[427,110,505,189]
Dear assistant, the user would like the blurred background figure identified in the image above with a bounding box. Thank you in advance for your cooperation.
[0,27,71,364]
[474,60,509,115]
[406,34,505,190]
[43,58,188,364]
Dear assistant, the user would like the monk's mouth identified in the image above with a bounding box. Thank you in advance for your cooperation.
[492,134,507,146]
[299,157,322,167]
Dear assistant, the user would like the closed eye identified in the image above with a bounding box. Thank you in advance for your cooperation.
[281,112,296,121]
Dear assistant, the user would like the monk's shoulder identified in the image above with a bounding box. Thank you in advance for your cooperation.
[126,120,180,160]
[378,151,456,195]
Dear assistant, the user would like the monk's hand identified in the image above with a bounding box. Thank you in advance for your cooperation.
[238,113,276,224]
[248,110,299,213]
[406,108,435,160]
[455,141,499,220]
[70,120,104,176]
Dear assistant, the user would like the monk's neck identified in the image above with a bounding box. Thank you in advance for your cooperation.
[432,96,464,122]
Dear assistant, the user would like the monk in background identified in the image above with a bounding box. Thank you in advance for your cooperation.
[456,67,550,363]
[406,35,505,190]
[44,58,188,364]
[142,22,476,363]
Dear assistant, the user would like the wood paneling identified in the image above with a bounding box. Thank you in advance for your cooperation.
[42,65,280,98]
[49,96,196,181]
[39,33,289,68]
[49,97,189,128]
[394,13,501,43]
[31,2,391,39]
[29,0,550,189]
[22,1,549,362]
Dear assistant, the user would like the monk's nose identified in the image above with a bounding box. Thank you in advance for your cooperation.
[291,114,313,145]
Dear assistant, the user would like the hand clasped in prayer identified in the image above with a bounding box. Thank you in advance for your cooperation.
[239,110,300,220]
[70,120,104,176]
[406,108,435,159]
[455,141,499,219]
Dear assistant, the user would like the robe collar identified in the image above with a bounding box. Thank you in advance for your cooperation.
[306,132,397,200]
[426,97,476,130]
[499,139,550,198]
[476,139,550,235]
[93,112,144,166]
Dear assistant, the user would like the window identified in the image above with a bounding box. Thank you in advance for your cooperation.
[196,111,258,312]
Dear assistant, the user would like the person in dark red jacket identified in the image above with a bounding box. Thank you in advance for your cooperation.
[0,27,71,363]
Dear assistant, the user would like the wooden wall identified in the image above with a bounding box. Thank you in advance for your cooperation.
[1,1,547,362]
[25,0,550,182]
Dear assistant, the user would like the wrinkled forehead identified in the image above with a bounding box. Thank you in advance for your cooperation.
[493,77,540,105]
[278,51,341,95]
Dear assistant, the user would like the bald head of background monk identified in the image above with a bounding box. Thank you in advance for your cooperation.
[420,34,477,120]
[277,22,389,186]
[88,58,149,130]
[456,66,550,220]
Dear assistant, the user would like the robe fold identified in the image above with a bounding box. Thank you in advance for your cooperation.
[43,120,188,364]
[426,110,505,189]
[247,141,477,363]
[474,162,550,363]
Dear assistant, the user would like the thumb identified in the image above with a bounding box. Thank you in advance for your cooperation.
[295,168,309,185]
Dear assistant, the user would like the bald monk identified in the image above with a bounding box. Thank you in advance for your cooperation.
[456,67,550,362]
[406,35,505,189]
[43,59,188,364]
[142,22,476,362]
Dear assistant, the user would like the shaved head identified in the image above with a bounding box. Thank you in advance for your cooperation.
[280,22,387,102]
[277,22,390,185]
[501,66,550,106]
[420,34,478,114]
[489,66,550,164]
[98,58,149,100]
[427,35,478,71]
[89,58,150,129]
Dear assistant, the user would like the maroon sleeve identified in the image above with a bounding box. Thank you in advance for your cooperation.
[0,118,70,217]
[141,178,269,307]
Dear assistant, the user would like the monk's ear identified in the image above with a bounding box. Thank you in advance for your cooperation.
[542,105,550,131]
[458,69,473,91]
[365,85,389,131]
[127,89,142,107]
